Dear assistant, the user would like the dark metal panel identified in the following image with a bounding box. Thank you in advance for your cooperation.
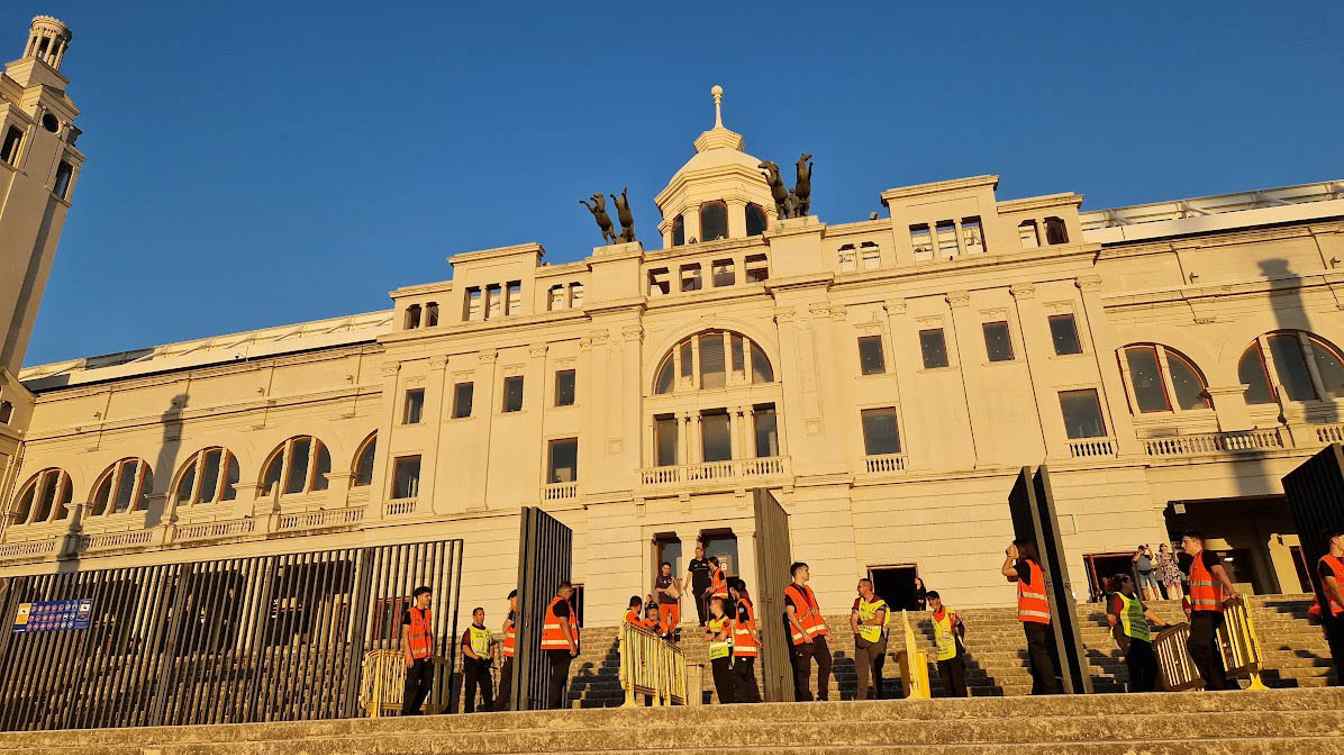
[510,506,573,711]
[1283,444,1344,616]
[751,487,793,702]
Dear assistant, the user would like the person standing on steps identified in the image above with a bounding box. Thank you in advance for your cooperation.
[1182,531,1241,691]
[706,596,737,704]
[850,578,888,700]
[686,542,712,627]
[927,591,968,698]
[785,561,832,701]
[729,578,762,703]
[1156,543,1184,601]
[494,589,517,711]
[1105,574,1168,692]
[911,577,928,611]
[654,562,682,640]
[1133,544,1160,602]
[1002,540,1060,694]
[400,586,435,715]
[460,607,495,713]
[709,556,729,603]
[1317,528,1344,687]
[541,581,580,709]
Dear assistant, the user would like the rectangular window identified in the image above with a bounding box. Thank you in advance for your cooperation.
[961,216,985,254]
[648,268,670,296]
[731,333,746,375]
[936,220,958,257]
[1018,220,1040,249]
[464,287,482,321]
[485,284,503,320]
[52,160,73,200]
[548,438,578,483]
[424,303,438,327]
[569,282,584,308]
[857,335,886,375]
[699,332,726,389]
[554,369,576,407]
[502,376,524,412]
[838,246,857,272]
[1049,314,1083,355]
[505,280,522,315]
[403,388,425,424]
[1125,346,1170,412]
[0,126,21,166]
[919,328,949,369]
[548,285,566,311]
[680,341,693,378]
[711,258,735,287]
[909,224,933,259]
[1059,389,1107,439]
[452,382,474,418]
[861,244,881,270]
[701,411,732,462]
[680,263,702,292]
[982,321,1014,362]
[753,405,779,457]
[391,456,421,499]
[285,437,311,494]
[744,254,769,283]
[861,408,902,455]
[655,415,678,466]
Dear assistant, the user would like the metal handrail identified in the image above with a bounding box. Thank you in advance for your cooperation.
[618,622,688,706]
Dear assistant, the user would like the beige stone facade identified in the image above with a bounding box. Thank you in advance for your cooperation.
[2,62,1344,630]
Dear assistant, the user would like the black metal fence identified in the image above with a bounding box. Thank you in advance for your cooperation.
[510,506,572,711]
[0,539,463,731]
[1283,443,1344,617]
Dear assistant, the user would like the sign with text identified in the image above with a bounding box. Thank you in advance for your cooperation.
[11,599,93,633]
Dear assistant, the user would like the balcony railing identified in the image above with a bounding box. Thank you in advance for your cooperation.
[543,482,577,501]
[76,529,154,554]
[864,453,908,474]
[275,506,366,533]
[0,537,58,562]
[640,456,789,487]
[172,517,256,544]
[1317,423,1344,444]
[384,498,418,518]
[1067,437,1116,459]
[1144,428,1285,457]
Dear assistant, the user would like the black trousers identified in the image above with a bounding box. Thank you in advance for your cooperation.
[692,586,709,626]
[546,651,573,709]
[732,656,761,703]
[494,657,513,710]
[1023,622,1060,695]
[1326,613,1344,687]
[936,654,968,697]
[1187,611,1230,691]
[710,656,736,704]
[462,659,493,713]
[1124,638,1159,692]
[401,658,434,715]
[791,636,832,701]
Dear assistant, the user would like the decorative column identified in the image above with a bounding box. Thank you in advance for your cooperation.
[683,205,702,244]
[1075,274,1139,455]
[943,290,984,468]
[1009,283,1065,459]
[464,351,497,512]
[882,297,921,470]
[726,199,747,239]
[423,355,449,513]
[370,361,401,520]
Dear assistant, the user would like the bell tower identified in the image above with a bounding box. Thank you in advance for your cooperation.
[0,14,83,377]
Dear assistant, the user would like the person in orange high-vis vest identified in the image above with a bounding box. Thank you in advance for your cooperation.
[1318,527,1344,686]
[729,578,761,703]
[494,589,518,711]
[784,562,832,701]
[541,581,580,709]
[400,586,435,715]
[1002,541,1059,694]
[624,595,647,627]
[709,556,729,601]
[1181,531,1241,690]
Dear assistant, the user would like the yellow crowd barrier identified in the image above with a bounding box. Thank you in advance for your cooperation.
[1218,598,1268,691]
[619,622,689,706]
[894,610,931,700]
[1153,624,1203,691]
[359,649,406,717]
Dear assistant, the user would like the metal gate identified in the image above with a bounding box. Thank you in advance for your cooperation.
[1283,443,1344,616]
[0,539,463,731]
[1007,465,1092,694]
[751,488,793,702]
[510,506,572,711]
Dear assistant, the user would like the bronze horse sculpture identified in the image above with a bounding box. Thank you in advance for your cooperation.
[609,186,636,243]
[580,193,619,244]
[794,153,813,217]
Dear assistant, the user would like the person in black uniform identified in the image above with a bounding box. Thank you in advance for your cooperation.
[685,541,712,627]
[493,589,517,711]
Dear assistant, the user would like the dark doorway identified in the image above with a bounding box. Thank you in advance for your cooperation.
[700,530,739,578]
[1084,552,1134,602]
[869,564,917,611]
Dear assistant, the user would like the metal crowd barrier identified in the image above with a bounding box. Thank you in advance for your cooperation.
[359,650,406,717]
[618,623,688,706]
[1218,599,1268,691]
[894,610,931,700]
[1153,624,1203,691]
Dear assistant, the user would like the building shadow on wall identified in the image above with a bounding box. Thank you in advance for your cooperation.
[145,394,187,529]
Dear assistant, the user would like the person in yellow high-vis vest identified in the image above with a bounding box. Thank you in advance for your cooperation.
[460,607,495,712]
[705,597,737,703]
[926,591,967,697]
[1105,574,1169,692]
[849,578,888,700]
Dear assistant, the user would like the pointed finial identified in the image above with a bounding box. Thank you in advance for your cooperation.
[711,84,724,128]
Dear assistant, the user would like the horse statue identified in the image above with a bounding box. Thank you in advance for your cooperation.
[794,153,813,216]
[610,186,636,243]
[759,160,791,218]
[580,193,618,244]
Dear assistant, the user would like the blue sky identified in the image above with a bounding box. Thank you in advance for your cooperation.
[10,1,1342,365]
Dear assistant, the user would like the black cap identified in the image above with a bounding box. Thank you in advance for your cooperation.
[926,590,940,600]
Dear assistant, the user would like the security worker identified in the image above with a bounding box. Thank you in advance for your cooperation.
[1318,527,1344,686]
[493,589,517,711]
[654,562,682,640]
[460,607,494,712]
[785,561,832,701]
[1002,540,1059,694]
[927,591,967,697]
[729,578,761,703]
[541,581,580,709]
[849,578,887,700]
[1182,531,1241,690]
[625,595,645,626]
[709,556,729,602]
[705,596,736,704]
[1105,574,1168,692]
[400,586,435,715]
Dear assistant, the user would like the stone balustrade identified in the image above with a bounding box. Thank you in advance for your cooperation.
[639,456,789,488]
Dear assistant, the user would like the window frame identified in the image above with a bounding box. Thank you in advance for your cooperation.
[402,388,425,424]
[554,369,577,407]
[1048,314,1084,356]
[981,320,1015,363]
[352,433,377,488]
[259,436,332,498]
[173,448,240,507]
[1240,330,1344,406]
[857,335,887,375]
[547,437,579,484]
[10,468,73,525]
[1059,389,1108,440]
[452,381,475,419]
[390,455,422,500]
[501,375,525,413]
[918,327,950,369]
[860,407,902,456]
[90,458,153,517]
[1119,343,1212,415]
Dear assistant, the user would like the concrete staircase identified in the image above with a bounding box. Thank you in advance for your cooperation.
[563,594,1337,706]
[3,688,1343,753]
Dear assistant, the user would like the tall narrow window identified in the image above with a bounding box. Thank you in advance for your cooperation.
[505,281,522,315]
[654,359,675,395]
[353,434,377,487]
[403,388,425,424]
[672,215,685,246]
[919,329,949,369]
[452,382,474,418]
[0,126,22,166]
[701,411,732,462]
[700,201,728,241]
[753,405,779,457]
[1266,332,1318,402]
[555,369,576,407]
[0,401,12,424]
[1238,346,1275,405]
[750,343,774,383]
[746,203,767,236]
[857,335,886,375]
[464,287,482,321]
[655,415,678,466]
[569,282,584,308]
[485,284,503,320]
[424,302,439,327]
[1018,220,1040,249]
[936,220,958,257]
[961,216,985,254]
[731,333,746,378]
[982,321,1014,362]
[1049,314,1083,355]
[502,376,524,412]
[861,408,901,455]
[700,333,726,389]
[910,224,933,259]
[1059,390,1106,439]
[860,242,881,270]
[52,159,73,200]
[1124,346,1169,413]
[548,438,579,483]
[404,304,421,330]
[391,456,421,499]
[548,285,566,311]
[1044,217,1069,245]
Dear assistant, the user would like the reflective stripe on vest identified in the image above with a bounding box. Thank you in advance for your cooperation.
[1016,560,1051,624]
[1115,593,1152,642]
[540,596,574,650]
[710,567,728,598]
[785,584,828,645]
[932,609,958,661]
[466,625,491,658]
[733,598,759,657]
[707,617,731,660]
[855,597,887,644]
[406,606,433,660]
[1187,554,1224,613]
[1320,555,1344,617]
[502,622,516,658]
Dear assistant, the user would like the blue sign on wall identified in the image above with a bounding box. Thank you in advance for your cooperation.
[12,599,93,633]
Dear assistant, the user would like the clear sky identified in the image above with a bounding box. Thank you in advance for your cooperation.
[9,1,1342,366]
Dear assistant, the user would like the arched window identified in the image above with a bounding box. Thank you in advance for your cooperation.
[259,436,332,497]
[1239,331,1344,405]
[746,203,768,236]
[700,201,728,242]
[352,432,377,487]
[671,215,685,247]
[652,330,775,394]
[90,458,153,516]
[1120,344,1211,413]
[0,400,12,424]
[174,447,239,506]
[1044,217,1069,245]
[10,468,72,524]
